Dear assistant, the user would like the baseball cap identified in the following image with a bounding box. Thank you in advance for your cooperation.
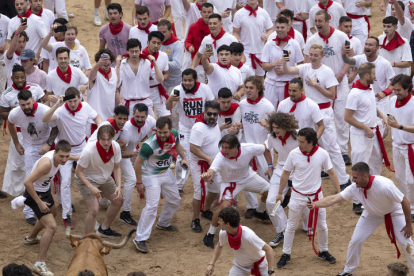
[17,49,36,60]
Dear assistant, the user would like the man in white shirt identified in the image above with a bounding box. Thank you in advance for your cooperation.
[343,0,371,46]
[30,0,54,32]
[389,0,413,40]
[4,25,27,87]
[18,49,47,90]
[276,0,308,40]
[0,13,10,95]
[276,127,340,268]
[208,0,237,34]
[308,0,346,37]
[338,16,363,56]
[42,88,102,227]
[229,42,254,82]
[129,6,158,45]
[217,88,242,140]
[309,162,414,276]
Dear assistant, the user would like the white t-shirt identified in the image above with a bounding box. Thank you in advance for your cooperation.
[210,143,266,183]
[7,14,47,53]
[265,133,298,176]
[237,63,255,81]
[284,146,332,194]
[50,42,92,71]
[233,6,273,54]
[207,64,243,98]
[0,14,10,48]
[350,36,363,56]
[40,36,81,73]
[381,19,413,41]
[218,226,266,267]
[208,0,237,33]
[88,120,123,144]
[308,2,347,37]
[149,51,169,87]
[4,50,20,87]
[278,97,324,131]
[267,29,305,49]
[377,34,412,76]
[389,96,414,146]
[34,8,55,32]
[276,0,305,17]
[0,83,44,109]
[198,32,238,63]
[129,24,158,45]
[189,121,221,161]
[119,58,155,100]
[46,66,89,96]
[345,87,377,135]
[77,140,122,184]
[119,116,157,152]
[341,176,404,217]
[218,103,242,139]
[8,103,54,147]
[32,150,61,192]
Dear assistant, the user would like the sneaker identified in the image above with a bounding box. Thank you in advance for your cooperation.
[68,13,75,18]
[0,191,7,198]
[342,154,352,165]
[63,216,73,228]
[203,233,215,248]
[24,236,41,245]
[33,262,54,276]
[133,239,148,253]
[93,13,102,26]
[201,209,213,220]
[318,251,336,264]
[281,195,291,209]
[191,218,202,233]
[119,211,137,226]
[71,204,75,213]
[321,171,330,179]
[353,203,364,215]
[340,179,352,191]
[277,254,291,268]
[96,225,122,239]
[253,210,270,221]
[156,224,178,231]
[269,232,284,248]
[245,208,256,219]
[104,10,109,21]
[336,271,353,276]
[26,217,37,226]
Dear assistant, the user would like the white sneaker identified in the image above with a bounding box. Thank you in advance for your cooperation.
[33,263,54,276]
[24,236,41,245]
[68,13,75,18]
[93,14,102,26]
[104,10,109,21]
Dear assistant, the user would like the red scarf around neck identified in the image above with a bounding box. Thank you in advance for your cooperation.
[156,132,177,154]
[300,144,319,162]
[31,7,43,16]
[99,68,111,81]
[396,93,412,108]
[217,61,231,69]
[352,79,371,90]
[195,113,217,127]
[12,82,30,91]
[196,1,202,10]
[130,117,145,133]
[220,103,239,116]
[247,96,262,105]
[318,0,333,11]
[162,33,179,45]
[287,27,295,39]
[380,31,406,51]
[289,94,306,113]
[318,26,335,44]
[244,4,258,17]
[65,102,82,116]
[348,35,353,39]
[236,61,243,69]
[107,117,122,134]
[96,141,114,164]
[221,148,241,160]
[138,21,153,34]
[57,65,72,84]
[109,20,124,35]
[27,102,38,117]
[182,81,201,94]
[141,47,158,69]
[278,132,291,146]
[15,50,21,56]
[362,175,375,199]
[227,225,243,250]
[273,35,291,46]
[17,9,32,19]
[212,28,226,48]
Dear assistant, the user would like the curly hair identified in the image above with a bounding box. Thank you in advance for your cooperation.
[267,112,298,139]
[244,76,264,97]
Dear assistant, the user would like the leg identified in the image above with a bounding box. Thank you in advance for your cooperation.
[157,171,181,227]
[84,197,99,234]
[59,160,74,220]
[229,262,252,276]
[0,55,6,94]
[204,172,221,211]
[37,207,57,262]
[102,188,123,229]
[266,174,288,234]
[244,192,259,210]
[94,0,101,9]
[393,214,414,272]
[55,0,68,20]
[121,158,136,212]
[282,200,306,254]
[333,82,350,156]
[316,207,328,252]
[3,136,26,197]
[175,128,191,190]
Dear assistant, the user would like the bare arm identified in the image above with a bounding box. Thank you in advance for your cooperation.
[262,244,274,271]
[276,2,284,9]
[201,52,214,76]
[344,108,375,138]
[42,96,63,123]
[163,70,169,82]
[132,4,139,25]
[282,62,300,75]
[391,0,405,24]
[7,24,27,59]
[40,27,54,53]
[394,61,411,68]
[401,196,413,237]
[342,53,356,66]
[99,40,106,51]
[326,167,341,193]
[42,59,49,73]
[113,162,122,188]
[276,170,291,201]
[190,52,202,69]
[311,193,345,209]
[93,114,103,126]
[233,27,241,42]
[166,94,179,110]
[205,244,223,276]
[7,121,24,155]
[0,107,10,120]
[316,120,325,140]
[152,59,164,83]
[190,144,213,165]
[162,5,172,20]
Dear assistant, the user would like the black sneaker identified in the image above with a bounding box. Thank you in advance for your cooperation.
[201,209,213,220]
[72,204,75,213]
[191,218,202,233]
[342,155,352,165]
[277,254,291,268]
[133,239,148,253]
[269,232,284,248]
[340,179,352,191]
[203,233,215,248]
[336,271,353,276]
[156,224,178,231]
[281,195,291,209]
[318,251,336,264]
[321,171,330,179]
[353,203,364,215]
[0,191,7,198]
[253,210,270,221]
[119,211,137,226]
[26,217,36,226]
[96,225,122,239]
[245,208,256,219]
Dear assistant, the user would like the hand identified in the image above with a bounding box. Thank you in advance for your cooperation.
[227,126,238,135]
[295,12,302,19]
[380,2,385,11]
[132,18,138,26]
[98,55,111,67]
[169,93,180,102]
[117,139,126,149]
[221,121,232,130]
[283,55,291,63]
[236,2,243,9]
[355,1,364,7]
[305,75,318,88]
[202,49,214,59]
[113,186,122,200]
[273,58,284,67]
[206,264,214,276]
[39,144,51,155]
[233,92,242,101]
[15,143,25,155]
[388,115,399,129]
[148,54,156,62]
[56,95,65,106]
[401,224,413,238]
[342,45,351,56]
[88,185,101,200]
[181,159,189,169]
[70,155,80,161]
[38,200,51,213]
[189,46,195,53]
[79,85,87,95]
[275,67,285,76]
[136,183,145,195]
[200,172,212,183]
[260,33,269,42]
[276,193,283,203]
[116,55,123,66]
[336,73,344,84]
[307,201,316,210]
[234,122,242,130]
[259,119,269,129]
[16,23,28,34]
[264,168,273,180]
[364,126,374,138]
[382,116,389,129]
[49,95,58,103]
[220,10,231,18]
[347,74,355,84]
[375,91,386,100]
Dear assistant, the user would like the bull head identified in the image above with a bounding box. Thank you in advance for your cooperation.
[69,234,113,256]
[66,227,136,249]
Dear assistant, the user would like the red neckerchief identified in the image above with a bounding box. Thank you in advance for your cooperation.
[156,132,177,154]
[109,20,124,35]
[227,225,243,250]
[348,35,353,39]
[220,102,239,116]
[195,113,217,127]
[162,33,179,45]
[246,96,262,105]
[212,28,226,48]
[98,68,111,81]
[31,7,43,16]
[130,117,145,133]
[289,94,306,113]
[236,61,243,69]
[273,35,291,46]
[64,102,82,116]
[17,9,32,19]
[278,132,291,146]
[57,65,72,84]
[287,27,295,39]
[244,4,258,17]
[107,117,122,134]
[300,144,319,162]
[221,148,241,160]
[12,82,30,91]
[182,81,201,94]
[96,141,114,164]
[380,32,406,51]
[217,61,231,69]
[396,93,412,108]
[137,21,153,34]
[54,36,64,42]
[141,47,158,69]
[27,102,38,117]
[318,0,333,11]
[318,26,335,44]
[352,79,372,90]
[196,1,202,10]
[15,51,21,56]
[362,175,375,198]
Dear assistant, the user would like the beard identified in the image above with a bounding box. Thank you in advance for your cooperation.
[206,118,217,127]
[23,109,33,116]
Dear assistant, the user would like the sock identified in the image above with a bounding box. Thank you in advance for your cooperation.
[208,224,217,235]
[256,200,266,213]
[34,262,45,266]
[94,8,99,15]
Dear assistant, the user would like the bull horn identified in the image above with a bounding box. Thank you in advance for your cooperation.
[65,226,82,239]
[102,229,136,249]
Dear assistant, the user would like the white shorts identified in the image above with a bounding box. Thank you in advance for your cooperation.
[149,86,171,117]
[220,174,269,203]
[190,158,221,200]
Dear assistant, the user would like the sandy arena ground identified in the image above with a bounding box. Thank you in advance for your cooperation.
[0,1,408,275]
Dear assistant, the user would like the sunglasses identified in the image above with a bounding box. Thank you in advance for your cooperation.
[206,112,219,117]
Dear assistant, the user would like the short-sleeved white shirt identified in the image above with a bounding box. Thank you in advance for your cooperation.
[198,32,238,63]
[236,63,255,81]
[207,64,243,98]
[378,34,412,76]
[32,150,62,192]
[46,66,89,96]
[0,83,44,109]
[119,116,156,152]
[40,37,81,73]
[4,50,20,86]
[149,51,169,87]
[341,176,404,216]
[0,14,10,48]
[389,96,414,146]
[308,2,346,36]
[233,6,274,54]
[7,15,47,53]
[129,24,158,45]
[119,58,155,100]
[265,133,298,176]
[34,8,55,32]
[267,29,305,49]
[278,97,324,131]
[218,226,266,267]
[345,87,377,135]
[218,104,242,139]
[189,121,221,161]
[77,140,122,184]
[350,36,363,56]
[210,143,266,183]
[50,42,92,71]
[284,146,332,194]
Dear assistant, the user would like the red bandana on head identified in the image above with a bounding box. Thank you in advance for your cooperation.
[27,102,38,117]
[64,102,82,116]
[57,65,72,84]
[289,94,306,113]
[195,113,217,127]
[273,35,291,46]
[156,132,177,154]
[244,4,258,17]
[287,27,295,39]
[212,28,226,48]
[107,117,122,134]
[99,68,111,81]
[130,117,145,133]
[352,79,371,90]
[12,82,30,91]
[141,47,159,69]
[246,96,262,105]
[396,93,412,108]
[380,31,406,51]
[217,61,231,69]
[300,144,319,162]
[109,20,124,35]
[362,175,375,199]
[318,0,333,11]
[17,9,32,19]
[227,225,243,250]
[219,102,239,116]
[278,132,291,146]
[96,141,114,164]
[162,33,179,45]
[31,7,43,16]
[221,148,241,160]
[137,21,153,34]
[318,26,335,44]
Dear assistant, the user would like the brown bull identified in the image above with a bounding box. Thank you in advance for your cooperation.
[66,229,136,276]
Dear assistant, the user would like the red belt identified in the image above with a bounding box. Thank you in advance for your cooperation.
[150,84,169,103]
[318,102,331,109]
[406,144,414,177]
[198,160,210,212]
[293,17,307,42]
[370,126,394,172]
[221,182,237,206]
[251,255,265,276]
[292,186,322,255]
[71,138,86,147]
[385,213,401,258]
[124,98,147,109]
[249,54,262,69]
[346,13,370,33]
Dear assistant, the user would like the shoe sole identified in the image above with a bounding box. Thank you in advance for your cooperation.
[95,230,121,239]
[24,238,40,245]
[318,256,336,264]
[118,217,137,226]
[321,176,330,179]
[354,210,363,215]
[269,239,283,248]
[133,240,148,253]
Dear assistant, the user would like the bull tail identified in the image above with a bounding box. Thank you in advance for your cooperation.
[102,229,136,249]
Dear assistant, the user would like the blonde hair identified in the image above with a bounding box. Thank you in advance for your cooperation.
[310,44,324,55]
[65,23,78,35]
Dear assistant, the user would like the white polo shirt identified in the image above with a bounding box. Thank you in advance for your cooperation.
[119,115,156,152]
[265,133,298,176]
[46,66,88,96]
[7,14,47,53]
[77,140,122,184]
[207,64,243,98]
[389,96,414,146]
[198,32,238,63]
[149,51,169,87]
[33,8,54,31]
[189,120,221,161]
[345,86,377,135]
[0,14,10,48]
[377,34,412,76]
[119,58,155,100]
[50,42,92,71]
[0,83,44,109]
[129,24,158,45]
[32,150,62,192]
[278,97,324,131]
[267,29,305,49]
[308,2,346,37]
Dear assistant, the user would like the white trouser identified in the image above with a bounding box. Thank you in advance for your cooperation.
[266,172,289,233]
[190,158,221,200]
[2,135,26,197]
[229,258,268,276]
[220,174,269,202]
[182,51,191,71]
[175,127,191,189]
[245,52,265,77]
[22,144,42,219]
[264,80,285,108]
[194,65,207,85]
[243,156,266,209]
[393,145,414,214]
[0,54,6,93]
[149,87,171,117]
[333,81,350,155]
[135,170,181,241]
[292,21,305,35]
[318,108,349,184]
[282,191,328,254]
[343,211,414,274]
[171,0,185,40]
[121,157,137,212]
[350,17,368,47]
[167,86,180,131]
[44,0,68,20]
[124,98,155,120]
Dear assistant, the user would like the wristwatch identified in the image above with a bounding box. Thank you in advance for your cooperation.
[268,270,275,275]
[47,140,54,147]
[399,125,404,130]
